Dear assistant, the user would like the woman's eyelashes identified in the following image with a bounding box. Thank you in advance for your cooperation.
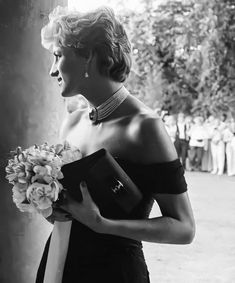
[53,52,61,61]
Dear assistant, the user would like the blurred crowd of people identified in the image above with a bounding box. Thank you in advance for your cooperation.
[161,112,235,177]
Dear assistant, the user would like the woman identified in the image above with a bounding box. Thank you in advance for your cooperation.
[201,115,214,172]
[187,116,207,171]
[36,6,195,283]
[175,112,189,169]
[210,118,226,175]
[223,118,235,176]
[184,115,193,171]
[164,114,178,144]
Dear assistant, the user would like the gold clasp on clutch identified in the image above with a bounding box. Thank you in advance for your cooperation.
[112,179,124,193]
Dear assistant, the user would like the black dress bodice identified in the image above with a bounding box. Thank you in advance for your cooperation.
[64,158,187,258]
[36,158,187,283]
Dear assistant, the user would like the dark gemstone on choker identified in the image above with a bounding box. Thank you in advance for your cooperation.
[89,108,98,123]
[88,86,128,124]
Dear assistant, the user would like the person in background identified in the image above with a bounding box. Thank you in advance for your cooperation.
[201,115,214,172]
[223,117,235,176]
[210,118,226,175]
[188,116,207,171]
[175,112,189,169]
[184,115,193,171]
[230,117,235,176]
[164,115,178,148]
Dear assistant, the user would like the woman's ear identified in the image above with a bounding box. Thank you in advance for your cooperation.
[84,50,94,78]
[85,51,99,78]
[86,50,93,64]
[85,50,95,71]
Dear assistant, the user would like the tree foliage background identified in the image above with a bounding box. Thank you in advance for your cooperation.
[120,0,235,117]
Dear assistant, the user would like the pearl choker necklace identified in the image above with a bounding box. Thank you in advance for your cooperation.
[89,86,128,124]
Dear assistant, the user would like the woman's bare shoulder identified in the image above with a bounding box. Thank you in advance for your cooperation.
[59,108,87,140]
[127,112,178,163]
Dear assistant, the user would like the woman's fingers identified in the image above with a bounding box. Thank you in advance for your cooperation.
[51,182,101,229]
[46,207,72,223]
[52,208,72,221]
[80,181,100,213]
[58,190,75,211]
[80,181,92,202]
[54,181,98,222]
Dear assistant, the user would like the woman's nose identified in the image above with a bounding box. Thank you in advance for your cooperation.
[49,64,59,77]
[50,69,59,77]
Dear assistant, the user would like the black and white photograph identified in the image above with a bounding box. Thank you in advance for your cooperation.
[0,0,234,282]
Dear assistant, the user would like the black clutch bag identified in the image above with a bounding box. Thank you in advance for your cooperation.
[59,148,142,217]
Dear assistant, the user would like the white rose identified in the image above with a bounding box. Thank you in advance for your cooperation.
[33,165,47,175]
[31,162,63,183]
[26,181,61,210]
[12,183,28,203]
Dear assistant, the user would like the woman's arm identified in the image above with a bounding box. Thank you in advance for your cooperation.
[97,192,195,244]
[60,116,195,244]
[61,181,195,244]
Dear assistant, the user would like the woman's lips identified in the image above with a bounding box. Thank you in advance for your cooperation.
[58,77,62,86]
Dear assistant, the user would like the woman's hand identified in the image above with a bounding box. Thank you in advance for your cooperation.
[58,181,104,232]
[46,207,73,224]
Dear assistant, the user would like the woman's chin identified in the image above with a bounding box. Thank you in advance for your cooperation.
[61,88,78,97]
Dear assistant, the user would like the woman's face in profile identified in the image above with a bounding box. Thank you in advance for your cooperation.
[50,43,87,97]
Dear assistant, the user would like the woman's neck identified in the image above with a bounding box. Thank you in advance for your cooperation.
[83,78,123,107]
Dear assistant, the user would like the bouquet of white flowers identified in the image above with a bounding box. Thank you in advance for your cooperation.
[5,142,82,218]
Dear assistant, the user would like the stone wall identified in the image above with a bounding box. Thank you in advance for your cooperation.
[0,1,67,282]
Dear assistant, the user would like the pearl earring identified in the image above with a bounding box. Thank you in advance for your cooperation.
[84,61,89,78]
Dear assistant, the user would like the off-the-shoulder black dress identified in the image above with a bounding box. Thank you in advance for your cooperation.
[36,158,187,283]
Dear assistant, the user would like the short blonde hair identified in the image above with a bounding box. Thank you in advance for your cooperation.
[41,6,132,82]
